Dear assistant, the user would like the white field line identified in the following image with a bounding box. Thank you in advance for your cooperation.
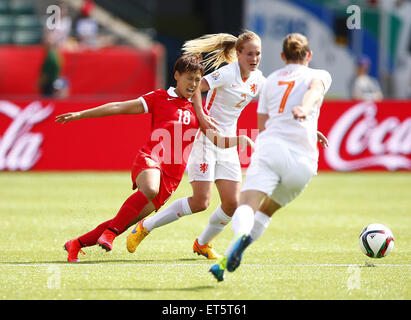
[0,263,410,268]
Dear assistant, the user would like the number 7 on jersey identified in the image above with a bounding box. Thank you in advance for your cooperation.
[278,81,295,113]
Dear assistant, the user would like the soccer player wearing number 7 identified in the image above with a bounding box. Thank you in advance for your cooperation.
[126,32,328,259]
[56,54,254,262]
[209,33,332,281]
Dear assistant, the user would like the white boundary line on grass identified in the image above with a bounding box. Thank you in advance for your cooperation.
[0,263,410,268]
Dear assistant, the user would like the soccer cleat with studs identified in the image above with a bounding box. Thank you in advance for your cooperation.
[97,229,117,252]
[209,256,227,282]
[127,219,150,253]
[63,239,85,262]
[193,238,221,260]
[226,234,253,272]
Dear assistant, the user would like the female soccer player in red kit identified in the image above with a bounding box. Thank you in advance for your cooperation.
[56,54,254,262]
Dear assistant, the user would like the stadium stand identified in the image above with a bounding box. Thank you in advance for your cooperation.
[0,0,43,44]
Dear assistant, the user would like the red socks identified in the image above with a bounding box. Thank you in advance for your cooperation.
[78,218,114,247]
[77,191,150,247]
[108,190,149,235]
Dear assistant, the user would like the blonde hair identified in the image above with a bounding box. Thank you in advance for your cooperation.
[182,30,261,71]
[282,33,310,62]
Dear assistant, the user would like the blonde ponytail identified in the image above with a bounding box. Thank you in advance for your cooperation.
[182,33,238,71]
[183,31,261,71]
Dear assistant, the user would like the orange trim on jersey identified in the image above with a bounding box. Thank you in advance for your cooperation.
[195,129,202,140]
[205,88,217,114]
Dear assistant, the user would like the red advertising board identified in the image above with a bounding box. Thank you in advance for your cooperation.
[0,98,151,171]
[238,100,411,171]
[318,100,411,171]
[0,45,164,97]
[0,98,410,172]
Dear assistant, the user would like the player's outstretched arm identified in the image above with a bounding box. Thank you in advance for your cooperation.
[204,129,255,151]
[55,99,146,124]
[292,78,325,121]
[191,82,219,132]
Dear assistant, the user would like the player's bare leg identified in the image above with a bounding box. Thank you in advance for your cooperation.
[187,180,213,212]
[258,196,281,218]
[216,179,241,217]
[134,169,162,200]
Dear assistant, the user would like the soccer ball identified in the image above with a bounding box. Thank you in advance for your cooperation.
[359,223,394,258]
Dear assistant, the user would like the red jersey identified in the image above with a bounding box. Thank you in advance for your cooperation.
[137,87,199,180]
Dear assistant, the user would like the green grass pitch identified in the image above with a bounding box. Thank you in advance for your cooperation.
[0,171,410,300]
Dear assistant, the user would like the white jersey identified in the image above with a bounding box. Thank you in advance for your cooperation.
[257,63,332,161]
[187,61,265,182]
[203,61,266,136]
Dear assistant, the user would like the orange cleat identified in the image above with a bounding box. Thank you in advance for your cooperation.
[193,238,221,260]
[63,239,85,262]
[126,219,149,253]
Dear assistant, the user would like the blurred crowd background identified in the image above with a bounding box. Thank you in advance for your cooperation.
[0,0,410,173]
[0,0,409,100]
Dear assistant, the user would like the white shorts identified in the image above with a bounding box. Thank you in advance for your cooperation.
[187,133,242,182]
[241,137,317,207]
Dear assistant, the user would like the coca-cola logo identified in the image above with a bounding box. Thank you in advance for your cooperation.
[0,101,53,171]
[325,101,411,171]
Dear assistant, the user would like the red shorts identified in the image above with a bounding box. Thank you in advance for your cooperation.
[131,152,181,211]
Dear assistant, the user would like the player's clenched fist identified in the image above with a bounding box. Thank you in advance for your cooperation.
[291,106,308,121]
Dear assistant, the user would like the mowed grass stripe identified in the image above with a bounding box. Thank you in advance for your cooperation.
[0,171,410,300]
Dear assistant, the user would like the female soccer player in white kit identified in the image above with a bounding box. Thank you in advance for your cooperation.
[126,31,266,257]
[127,31,328,259]
[209,33,332,281]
